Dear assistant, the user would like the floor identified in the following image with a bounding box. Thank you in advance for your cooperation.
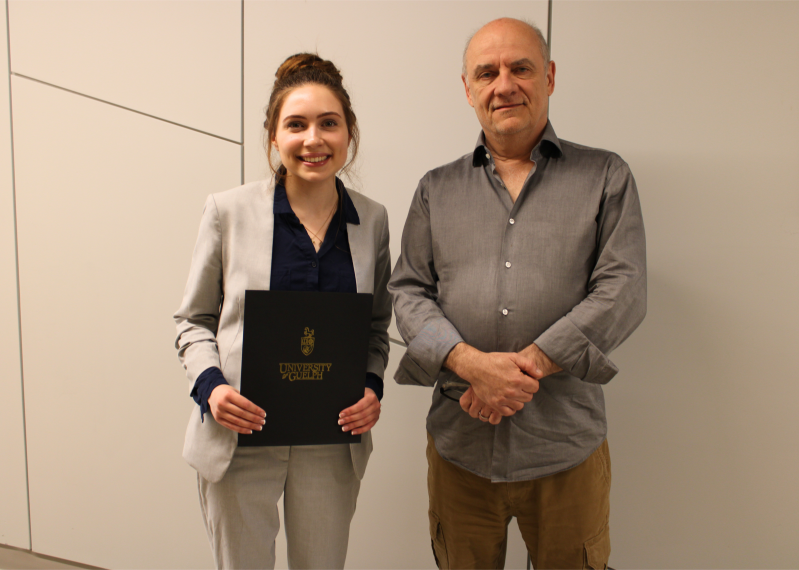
[0,545,96,570]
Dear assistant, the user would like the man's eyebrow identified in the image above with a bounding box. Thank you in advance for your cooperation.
[282,111,342,121]
[472,58,537,76]
[472,63,496,76]
[509,58,537,69]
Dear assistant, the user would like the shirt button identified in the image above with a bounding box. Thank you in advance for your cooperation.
[501,308,508,316]
[485,153,490,160]
[505,261,512,268]
[311,261,317,268]
[509,218,515,225]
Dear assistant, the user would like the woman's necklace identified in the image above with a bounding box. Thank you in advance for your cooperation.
[304,199,338,250]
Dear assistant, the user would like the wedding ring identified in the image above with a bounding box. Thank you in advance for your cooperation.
[478,410,489,421]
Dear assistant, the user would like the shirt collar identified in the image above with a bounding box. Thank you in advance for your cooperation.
[273,182,294,215]
[471,120,563,167]
[273,177,360,225]
[337,178,361,225]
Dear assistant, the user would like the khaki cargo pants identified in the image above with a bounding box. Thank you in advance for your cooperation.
[427,433,611,569]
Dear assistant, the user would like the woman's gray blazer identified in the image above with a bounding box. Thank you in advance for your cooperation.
[174,179,391,483]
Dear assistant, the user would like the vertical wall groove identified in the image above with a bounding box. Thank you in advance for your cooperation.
[4,0,33,551]
[240,0,244,184]
[545,0,552,125]
[529,4,553,568]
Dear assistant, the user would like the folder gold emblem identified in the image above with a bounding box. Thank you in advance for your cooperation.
[301,327,315,356]
[279,327,332,381]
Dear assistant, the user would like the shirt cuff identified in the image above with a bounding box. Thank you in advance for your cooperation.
[534,316,619,384]
[396,319,463,387]
[365,373,384,401]
[191,366,229,422]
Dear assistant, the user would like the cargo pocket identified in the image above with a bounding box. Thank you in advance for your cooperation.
[583,525,610,570]
[429,512,448,569]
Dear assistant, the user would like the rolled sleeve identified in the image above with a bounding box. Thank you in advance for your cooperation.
[535,316,619,384]
[397,319,463,387]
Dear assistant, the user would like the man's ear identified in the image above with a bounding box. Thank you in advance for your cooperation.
[462,75,475,108]
[546,61,556,96]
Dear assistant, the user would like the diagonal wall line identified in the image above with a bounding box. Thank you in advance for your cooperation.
[389,337,407,348]
[5,0,33,553]
[10,72,243,146]
[0,543,105,569]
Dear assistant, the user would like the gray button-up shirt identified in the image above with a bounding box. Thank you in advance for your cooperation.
[388,122,646,482]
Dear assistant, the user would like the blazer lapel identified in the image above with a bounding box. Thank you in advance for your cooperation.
[348,219,372,294]
[254,179,276,289]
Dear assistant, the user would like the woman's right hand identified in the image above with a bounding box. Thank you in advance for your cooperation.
[208,385,266,434]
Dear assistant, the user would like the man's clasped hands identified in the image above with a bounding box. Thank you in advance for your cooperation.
[445,342,563,424]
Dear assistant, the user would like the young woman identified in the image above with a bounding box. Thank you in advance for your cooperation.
[174,53,391,569]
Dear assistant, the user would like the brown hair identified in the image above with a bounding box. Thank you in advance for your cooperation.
[264,53,359,182]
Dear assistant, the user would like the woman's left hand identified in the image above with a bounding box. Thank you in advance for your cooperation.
[339,388,381,435]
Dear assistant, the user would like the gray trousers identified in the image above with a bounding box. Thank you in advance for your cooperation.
[198,444,361,569]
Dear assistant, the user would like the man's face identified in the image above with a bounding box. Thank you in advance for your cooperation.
[463,20,555,142]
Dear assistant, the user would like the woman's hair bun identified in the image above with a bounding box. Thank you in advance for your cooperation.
[275,53,343,85]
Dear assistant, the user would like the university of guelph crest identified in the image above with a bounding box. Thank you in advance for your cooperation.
[301,327,315,356]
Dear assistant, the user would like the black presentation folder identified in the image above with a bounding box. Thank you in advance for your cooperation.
[238,290,373,447]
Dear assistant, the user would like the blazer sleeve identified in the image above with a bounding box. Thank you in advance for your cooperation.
[366,205,392,379]
[174,195,225,386]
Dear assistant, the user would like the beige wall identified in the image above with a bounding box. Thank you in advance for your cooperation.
[2,1,798,568]
[6,1,242,568]
[549,2,799,567]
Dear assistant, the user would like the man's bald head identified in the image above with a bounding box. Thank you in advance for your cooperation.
[460,16,556,145]
[462,18,549,82]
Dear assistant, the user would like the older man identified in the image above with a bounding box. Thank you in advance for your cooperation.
[388,17,646,569]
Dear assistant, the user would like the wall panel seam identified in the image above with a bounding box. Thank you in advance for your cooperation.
[240,0,244,185]
[5,0,32,551]
[533,7,552,569]
[10,73,244,146]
